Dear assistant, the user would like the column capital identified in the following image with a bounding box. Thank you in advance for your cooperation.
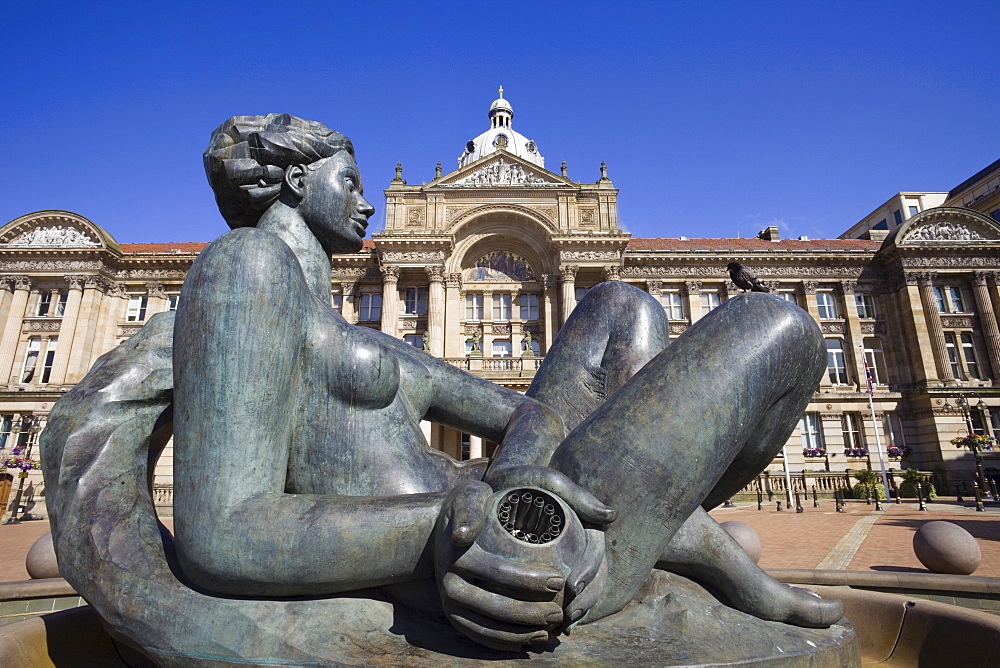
[801,280,818,294]
[445,272,463,289]
[0,276,14,293]
[540,273,559,290]
[909,271,936,286]
[603,266,621,282]
[972,271,991,288]
[340,280,360,297]
[12,275,32,291]
[425,265,445,283]
[560,265,578,281]
[381,265,400,282]
[64,275,88,291]
[839,280,857,294]
[684,280,702,295]
[146,282,166,298]
[646,279,662,293]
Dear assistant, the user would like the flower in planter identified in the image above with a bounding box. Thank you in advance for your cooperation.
[802,448,826,457]
[3,457,39,472]
[845,447,869,457]
[886,445,911,457]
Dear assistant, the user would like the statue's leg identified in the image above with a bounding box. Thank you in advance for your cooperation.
[656,506,844,627]
[527,281,669,432]
[547,293,827,620]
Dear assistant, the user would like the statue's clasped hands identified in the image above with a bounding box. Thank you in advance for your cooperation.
[434,466,616,651]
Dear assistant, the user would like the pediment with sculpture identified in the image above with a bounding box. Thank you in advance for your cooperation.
[0,210,118,251]
[892,207,1000,246]
[437,154,566,189]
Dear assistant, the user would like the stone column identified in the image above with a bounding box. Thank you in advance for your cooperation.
[146,282,168,314]
[47,276,86,386]
[685,280,702,323]
[0,276,32,384]
[915,272,953,381]
[482,290,494,356]
[801,281,821,322]
[380,266,399,338]
[972,272,1000,379]
[603,266,621,282]
[560,265,578,325]
[444,273,463,358]
[91,281,127,368]
[65,276,105,384]
[0,278,14,330]
[340,281,359,323]
[469,435,483,460]
[426,266,445,358]
[840,280,865,389]
[541,274,558,352]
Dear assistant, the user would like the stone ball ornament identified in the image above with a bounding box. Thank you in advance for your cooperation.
[25,532,60,580]
[913,521,981,575]
[720,521,763,564]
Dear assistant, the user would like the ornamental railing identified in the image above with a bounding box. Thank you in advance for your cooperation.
[444,356,543,375]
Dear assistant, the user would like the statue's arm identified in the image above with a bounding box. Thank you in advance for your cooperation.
[172,230,446,596]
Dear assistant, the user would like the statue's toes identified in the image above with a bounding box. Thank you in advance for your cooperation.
[780,586,845,628]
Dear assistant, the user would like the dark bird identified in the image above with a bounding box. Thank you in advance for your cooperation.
[727,262,770,292]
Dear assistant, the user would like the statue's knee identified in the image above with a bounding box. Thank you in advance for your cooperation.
[581,281,661,316]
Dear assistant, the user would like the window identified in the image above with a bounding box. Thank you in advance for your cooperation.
[863,338,887,385]
[491,340,512,357]
[842,413,864,451]
[893,210,902,226]
[991,411,1000,442]
[167,295,180,311]
[873,219,889,231]
[404,288,427,315]
[816,292,838,319]
[519,294,539,321]
[855,293,876,319]
[465,294,483,320]
[935,286,967,313]
[661,292,684,320]
[492,293,511,320]
[575,286,590,303]
[908,206,919,217]
[799,413,823,450]
[36,292,51,316]
[358,293,382,321]
[777,291,798,307]
[944,332,962,378]
[0,415,12,450]
[403,334,424,350]
[961,332,983,380]
[126,296,148,322]
[826,339,849,385]
[700,292,721,315]
[56,292,67,316]
[20,338,40,383]
[41,337,57,383]
[992,208,1000,223]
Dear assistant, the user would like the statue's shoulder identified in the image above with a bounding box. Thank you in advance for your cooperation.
[197,227,297,268]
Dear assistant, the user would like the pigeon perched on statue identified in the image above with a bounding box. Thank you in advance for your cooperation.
[727,262,770,293]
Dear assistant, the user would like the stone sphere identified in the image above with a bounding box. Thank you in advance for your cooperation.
[720,521,762,564]
[26,531,61,579]
[913,521,981,575]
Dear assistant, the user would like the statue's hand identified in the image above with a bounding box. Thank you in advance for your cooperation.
[434,479,611,651]
[484,464,617,525]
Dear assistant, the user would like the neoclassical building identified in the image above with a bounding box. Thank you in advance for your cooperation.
[2,92,1000,517]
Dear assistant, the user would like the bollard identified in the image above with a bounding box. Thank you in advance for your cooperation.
[777,500,783,512]
[812,485,819,508]
[975,484,985,512]
[866,484,872,505]
[795,491,803,513]
[875,495,883,511]
[756,489,763,511]
[917,482,927,511]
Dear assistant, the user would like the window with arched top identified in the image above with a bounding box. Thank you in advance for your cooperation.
[463,250,536,282]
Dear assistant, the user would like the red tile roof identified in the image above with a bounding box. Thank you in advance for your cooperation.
[626,238,880,252]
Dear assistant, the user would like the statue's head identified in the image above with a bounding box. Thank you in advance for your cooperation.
[204,114,356,230]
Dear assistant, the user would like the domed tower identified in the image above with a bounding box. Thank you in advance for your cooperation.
[458,86,544,169]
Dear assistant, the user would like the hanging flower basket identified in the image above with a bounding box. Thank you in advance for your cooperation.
[845,447,869,457]
[3,456,40,472]
[951,434,995,451]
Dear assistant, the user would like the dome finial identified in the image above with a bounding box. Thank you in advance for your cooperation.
[498,84,504,99]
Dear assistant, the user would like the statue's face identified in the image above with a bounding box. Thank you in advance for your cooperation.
[299,152,375,254]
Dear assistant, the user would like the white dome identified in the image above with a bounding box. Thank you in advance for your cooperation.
[458,87,544,169]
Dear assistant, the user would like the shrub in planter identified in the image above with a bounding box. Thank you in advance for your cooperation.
[851,483,886,500]
[897,468,937,498]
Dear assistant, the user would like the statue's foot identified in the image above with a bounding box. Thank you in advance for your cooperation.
[657,507,844,628]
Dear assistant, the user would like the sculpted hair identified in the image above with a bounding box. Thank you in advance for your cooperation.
[204,114,355,229]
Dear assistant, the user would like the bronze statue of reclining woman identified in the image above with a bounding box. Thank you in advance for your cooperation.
[41,114,843,665]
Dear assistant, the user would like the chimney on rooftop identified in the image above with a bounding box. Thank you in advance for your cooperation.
[757,226,780,241]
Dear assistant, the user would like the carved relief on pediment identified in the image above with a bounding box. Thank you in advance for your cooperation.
[7,225,100,248]
[443,159,558,188]
[904,222,987,243]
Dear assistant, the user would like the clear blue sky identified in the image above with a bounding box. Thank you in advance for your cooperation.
[2,1,997,243]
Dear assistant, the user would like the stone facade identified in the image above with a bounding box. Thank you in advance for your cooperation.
[3,104,1000,518]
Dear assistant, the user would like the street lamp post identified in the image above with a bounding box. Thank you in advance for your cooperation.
[4,415,40,524]
[943,392,991,502]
